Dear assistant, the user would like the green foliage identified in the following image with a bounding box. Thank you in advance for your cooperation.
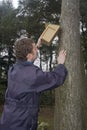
[0,1,17,42]
[40,90,55,106]
[80,0,87,74]
[0,85,6,104]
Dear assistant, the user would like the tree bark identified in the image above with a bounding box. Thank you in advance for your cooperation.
[54,0,83,130]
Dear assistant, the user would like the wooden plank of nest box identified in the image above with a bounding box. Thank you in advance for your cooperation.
[40,24,60,45]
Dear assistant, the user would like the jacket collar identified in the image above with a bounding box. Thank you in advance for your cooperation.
[16,60,33,66]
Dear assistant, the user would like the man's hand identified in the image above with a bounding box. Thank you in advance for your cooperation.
[57,50,66,64]
[36,37,42,49]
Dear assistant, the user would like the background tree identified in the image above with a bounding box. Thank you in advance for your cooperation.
[80,0,87,129]
[0,0,19,103]
[80,0,87,76]
[54,0,83,130]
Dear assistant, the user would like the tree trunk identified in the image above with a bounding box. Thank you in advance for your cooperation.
[54,0,83,130]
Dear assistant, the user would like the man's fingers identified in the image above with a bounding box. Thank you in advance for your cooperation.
[59,50,66,55]
[63,50,66,56]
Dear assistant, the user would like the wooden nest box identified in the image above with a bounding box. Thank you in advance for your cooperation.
[41,24,60,45]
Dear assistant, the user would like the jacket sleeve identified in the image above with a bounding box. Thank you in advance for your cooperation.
[34,64,68,93]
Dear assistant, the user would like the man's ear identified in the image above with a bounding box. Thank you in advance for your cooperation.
[26,53,33,60]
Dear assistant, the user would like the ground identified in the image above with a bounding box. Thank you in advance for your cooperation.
[38,106,54,130]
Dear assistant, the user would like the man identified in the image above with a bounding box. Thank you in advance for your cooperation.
[0,37,67,130]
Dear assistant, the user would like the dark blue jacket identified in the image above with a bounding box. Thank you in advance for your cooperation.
[0,61,67,130]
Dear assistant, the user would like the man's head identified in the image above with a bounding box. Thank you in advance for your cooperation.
[14,38,38,62]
